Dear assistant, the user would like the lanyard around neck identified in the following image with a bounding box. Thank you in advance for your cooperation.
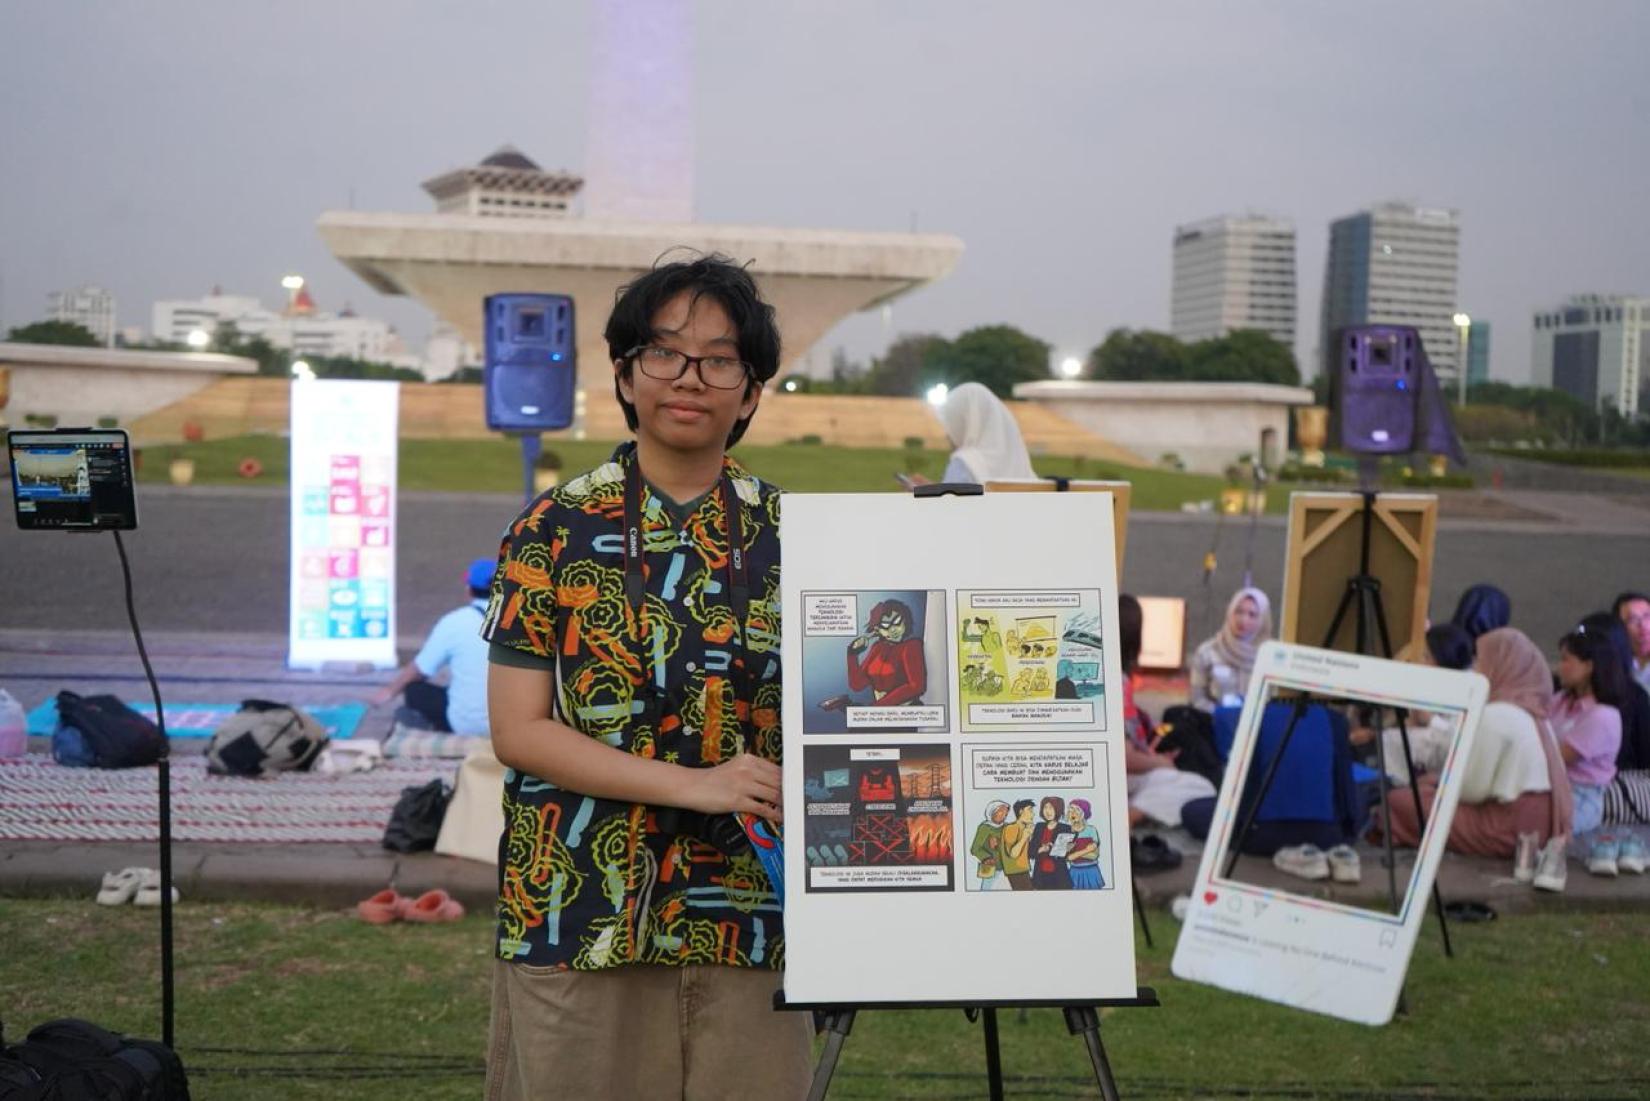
[622,458,753,724]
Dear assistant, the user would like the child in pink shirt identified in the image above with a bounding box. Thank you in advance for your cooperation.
[1551,628,1628,875]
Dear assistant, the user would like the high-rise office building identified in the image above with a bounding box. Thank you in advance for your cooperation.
[1170,215,1296,348]
[1319,202,1461,379]
[1531,294,1649,416]
[46,284,116,347]
[1466,319,1491,387]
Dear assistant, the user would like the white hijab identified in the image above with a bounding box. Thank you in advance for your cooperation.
[938,382,1037,481]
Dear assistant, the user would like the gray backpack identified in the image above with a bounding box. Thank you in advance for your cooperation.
[206,699,327,777]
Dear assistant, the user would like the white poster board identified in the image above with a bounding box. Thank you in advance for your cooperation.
[287,379,398,670]
[782,492,1136,1005]
[1170,641,1488,1025]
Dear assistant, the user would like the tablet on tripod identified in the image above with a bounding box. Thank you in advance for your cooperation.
[8,428,139,531]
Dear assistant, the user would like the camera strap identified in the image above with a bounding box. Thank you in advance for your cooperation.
[621,456,753,738]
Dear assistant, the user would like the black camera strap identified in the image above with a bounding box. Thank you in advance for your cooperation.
[621,457,753,739]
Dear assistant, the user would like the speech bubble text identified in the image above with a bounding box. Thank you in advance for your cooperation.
[971,747,1095,789]
[805,593,859,635]
[969,590,1084,609]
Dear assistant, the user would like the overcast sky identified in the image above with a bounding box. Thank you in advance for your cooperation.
[3,1,1646,382]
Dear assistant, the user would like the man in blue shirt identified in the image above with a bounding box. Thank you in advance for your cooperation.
[370,558,493,736]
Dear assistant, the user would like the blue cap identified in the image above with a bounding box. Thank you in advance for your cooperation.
[467,557,496,592]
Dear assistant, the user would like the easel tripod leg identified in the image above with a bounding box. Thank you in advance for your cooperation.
[806,1009,855,1101]
[1132,876,1153,948]
[1064,1007,1122,1101]
[982,1007,1005,1101]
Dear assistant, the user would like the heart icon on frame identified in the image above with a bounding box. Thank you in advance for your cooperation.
[1202,890,1218,905]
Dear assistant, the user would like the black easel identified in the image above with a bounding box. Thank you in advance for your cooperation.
[1220,490,1453,957]
[790,989,1159,1101]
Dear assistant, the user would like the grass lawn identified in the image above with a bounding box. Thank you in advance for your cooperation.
[132,434,1291,514]
[4,899,1645,1099]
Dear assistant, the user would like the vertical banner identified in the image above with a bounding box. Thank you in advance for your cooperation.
[287,379,398,670]
[782,493,1136,1006]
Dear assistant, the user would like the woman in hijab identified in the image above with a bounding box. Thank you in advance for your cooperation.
[1450,583,1512,641]
[1187,587,1273,713]
[1383,627,1573,861]
[937,382,1038,483]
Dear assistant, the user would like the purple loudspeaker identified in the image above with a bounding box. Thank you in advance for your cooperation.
[1335,326,1420,454]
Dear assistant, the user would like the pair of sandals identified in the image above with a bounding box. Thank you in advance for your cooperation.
[356,887,466,924]
[97,867,179,907]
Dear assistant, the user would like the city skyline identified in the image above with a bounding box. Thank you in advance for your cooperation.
[3,2,1646,385]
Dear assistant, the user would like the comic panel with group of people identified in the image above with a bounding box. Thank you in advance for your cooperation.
[962,744,1116,891]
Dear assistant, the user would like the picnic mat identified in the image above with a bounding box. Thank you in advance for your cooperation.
[0,755,454,844]
[25,700,368,741]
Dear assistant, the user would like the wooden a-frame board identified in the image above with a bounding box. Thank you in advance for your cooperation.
[1280,492,1437,659]
[984,480,1131,574]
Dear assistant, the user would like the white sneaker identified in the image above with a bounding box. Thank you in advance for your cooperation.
[133,868,180,907]
[1615,836,1647,875]
[1512,831,1541,884]
[96,867,147,906]
[1586,839,1620,877]
[1272,844,1330,881]
[1532,836,1568,893]
[1326,844,1361,883]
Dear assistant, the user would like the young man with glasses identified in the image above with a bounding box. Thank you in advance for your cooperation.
[481,255,809,1098]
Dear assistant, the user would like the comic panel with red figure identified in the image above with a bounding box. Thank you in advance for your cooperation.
[802,744,954,892]
[800,589,949,735]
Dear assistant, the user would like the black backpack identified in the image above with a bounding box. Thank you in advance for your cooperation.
[0,1018,189,1100]
[51,692,165,770]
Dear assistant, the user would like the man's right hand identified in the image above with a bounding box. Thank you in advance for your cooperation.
[685,754,783,824]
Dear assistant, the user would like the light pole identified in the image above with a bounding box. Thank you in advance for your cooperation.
[281,275,305,359]
[1452,312,1471,407]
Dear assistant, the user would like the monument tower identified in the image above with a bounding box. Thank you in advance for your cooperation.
[319,0,961,391]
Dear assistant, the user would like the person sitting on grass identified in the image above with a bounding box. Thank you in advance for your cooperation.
[369,558,494,736]
[1550,626,1636,878]
[1119,595,1216,829]
[1450,582,1511,641]
[1382,628,1572,870]
[1187,587,1272,713]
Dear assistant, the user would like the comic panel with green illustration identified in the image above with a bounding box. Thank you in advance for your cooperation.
[956,588,1106,732]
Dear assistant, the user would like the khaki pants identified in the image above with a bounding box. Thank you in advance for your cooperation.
[486,959,813,1100]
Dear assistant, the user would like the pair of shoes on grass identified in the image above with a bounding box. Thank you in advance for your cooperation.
[357,887,465,924]
[1586,835,1648,877]
[1272,843,1360,883]
[97,867,179,907]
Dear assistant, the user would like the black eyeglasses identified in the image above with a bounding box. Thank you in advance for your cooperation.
[626,345,751,391]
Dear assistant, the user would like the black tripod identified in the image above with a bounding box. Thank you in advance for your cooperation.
[1222,490,1453,957]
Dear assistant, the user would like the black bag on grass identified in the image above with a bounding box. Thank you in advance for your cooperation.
[382,778,452,853]
[0,1017,190,1100]
[51,692,165,770]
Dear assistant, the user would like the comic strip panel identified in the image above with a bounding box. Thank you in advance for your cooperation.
[957,589,1106,732]
[801,590,949,734]
[962,743,1115,892]
[802,744,955,892]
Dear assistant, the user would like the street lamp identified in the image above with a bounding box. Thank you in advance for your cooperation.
[185,329,210,350]
[1452,312,1471,406]
[1059,356,1083,379]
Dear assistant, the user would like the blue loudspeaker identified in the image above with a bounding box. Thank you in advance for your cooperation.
[484,294,576,431]
[1334,325,1419,454]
